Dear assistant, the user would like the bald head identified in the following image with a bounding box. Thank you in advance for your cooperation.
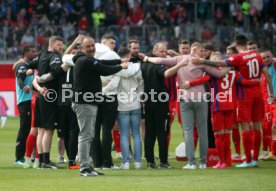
[80,37,95,57]
[153,42,167,58]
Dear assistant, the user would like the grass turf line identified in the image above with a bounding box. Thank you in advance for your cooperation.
[0,117,276,191]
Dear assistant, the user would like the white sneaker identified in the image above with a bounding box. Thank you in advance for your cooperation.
[198,163,207,169]
[182,164,196,170]
[116,152,123,159]
[259,151,269,160]
[121,162,130,170]
[242,151,254,160]
[57,156,67,163]
[232,153,241,159]
[129,153,133,160]
[75,155,80,162]
[102,165,120,170]
[134,162,142,169]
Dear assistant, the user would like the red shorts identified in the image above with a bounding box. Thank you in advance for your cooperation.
[212,110,234,131]
[237,96,264,122]
[270,103,276,124]
[263,104,271,121]
[169,100,177,124]
[31,91,37,127]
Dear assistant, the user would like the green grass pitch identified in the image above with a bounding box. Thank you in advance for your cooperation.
[0,117,276,191]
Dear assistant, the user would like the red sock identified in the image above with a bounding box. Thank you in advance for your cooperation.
[271,140,276,155]
[194,128,198,150]
[262,121,269,151]
[267,122,272,151]
[25,134,37,158]
[215,134,225,164]
[167,130,171,149]
[232,128,241,154]
[253,130,261,161]
[112,129,121,152]
[224,133,231,166]
[250,129,254,151]
[263,121,272,151]
[242,131,252,163]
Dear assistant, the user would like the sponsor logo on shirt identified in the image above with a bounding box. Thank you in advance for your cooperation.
[243,53,256,60]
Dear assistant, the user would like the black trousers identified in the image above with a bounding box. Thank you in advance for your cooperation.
[92,95,118,168]
[207,102,215,148]
[58,105,79,163]
[144,103,170,164]
[204,83,215,148]
[16,101,31,161]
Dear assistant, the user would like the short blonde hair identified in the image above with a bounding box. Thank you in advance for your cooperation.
[191,42,203,49]
[210,51,223,60]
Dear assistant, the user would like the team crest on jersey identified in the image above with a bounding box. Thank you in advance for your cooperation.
[229,57,234,61]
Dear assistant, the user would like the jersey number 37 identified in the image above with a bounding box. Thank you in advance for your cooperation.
[221,71,236,90]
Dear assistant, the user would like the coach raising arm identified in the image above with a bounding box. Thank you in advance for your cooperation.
[71,37,127,177]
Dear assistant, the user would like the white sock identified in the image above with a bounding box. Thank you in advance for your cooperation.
[1,116,7,128]
[25,157,32,163]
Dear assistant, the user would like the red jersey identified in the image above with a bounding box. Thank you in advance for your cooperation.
[225,51,265,98]
[209,70,260,112]
[164,74,177,101]
[0,96,8,116]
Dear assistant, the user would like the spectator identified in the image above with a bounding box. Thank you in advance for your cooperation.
[21,29,34,48]
[214,6,223,25]
[250,0,263,18]
[78,16,89,33]
[230,0,242,24]
[129,1,143,25]
[39,14,50,27]
[264,17,276,31]
[91,6,105,27]
[201,26,214,42]
[241,0,251,31]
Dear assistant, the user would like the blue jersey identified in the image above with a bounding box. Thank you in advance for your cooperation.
[15,62,34,105]
[268,61,276,97]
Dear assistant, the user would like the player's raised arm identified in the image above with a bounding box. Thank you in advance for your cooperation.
[164,59,188,78]
[262,67,274,98]
[191,57,228,67]
[181,75,211,89]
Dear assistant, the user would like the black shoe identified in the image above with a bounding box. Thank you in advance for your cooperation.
[42,161,63,169]
[38,162,43,169]
[80,168,99,177]
[92,168,104,176]
[147,162,157,169]
[159,162,173,169]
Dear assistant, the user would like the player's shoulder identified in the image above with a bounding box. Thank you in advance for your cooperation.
[49,52,62,65]
[241,50,259,58]
[16,63,28,74]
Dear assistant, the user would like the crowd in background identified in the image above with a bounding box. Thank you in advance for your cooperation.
[0,0,276,60]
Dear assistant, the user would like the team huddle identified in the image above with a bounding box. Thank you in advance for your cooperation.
[13,33,276,176]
